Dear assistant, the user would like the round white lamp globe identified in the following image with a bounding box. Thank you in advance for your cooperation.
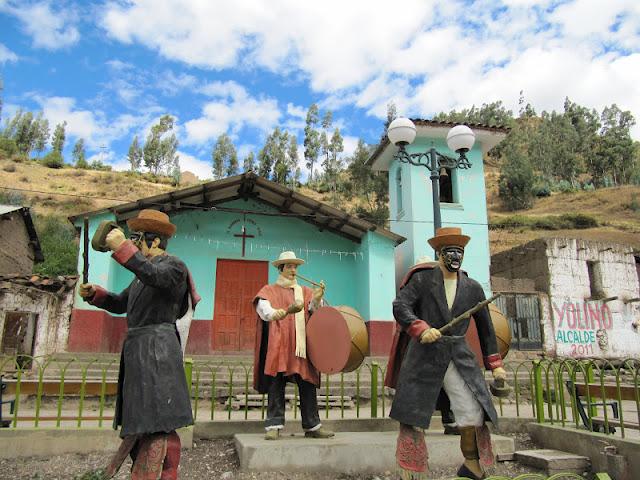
[387,118,417,146]
[446,125,475,152]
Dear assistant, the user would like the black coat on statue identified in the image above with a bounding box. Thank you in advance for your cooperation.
[89,241,194,438]
[389,266,499,429]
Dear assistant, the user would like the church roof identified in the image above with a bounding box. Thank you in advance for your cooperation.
[367,119,510,171]
[69,172,405,245]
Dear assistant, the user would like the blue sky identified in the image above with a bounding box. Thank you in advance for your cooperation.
[1,0,639,180]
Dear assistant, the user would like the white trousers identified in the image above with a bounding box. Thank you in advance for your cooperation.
[442,362,484,427]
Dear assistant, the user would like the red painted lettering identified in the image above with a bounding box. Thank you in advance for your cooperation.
[567,303,577,328]
[588,303,601,329]
[601,304,613,329]
[553,302,566,327]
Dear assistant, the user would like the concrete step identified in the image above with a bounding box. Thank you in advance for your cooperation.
[235,431,515,473]
[514,449,591,475]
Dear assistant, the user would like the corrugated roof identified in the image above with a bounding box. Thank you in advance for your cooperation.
[0,205,44,262]
[69,172,406,245]
[0,205,22,216]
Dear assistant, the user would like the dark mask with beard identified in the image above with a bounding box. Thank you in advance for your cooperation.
[440,246,464,272]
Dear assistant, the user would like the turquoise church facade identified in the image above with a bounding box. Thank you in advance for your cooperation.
[68,173,403,355]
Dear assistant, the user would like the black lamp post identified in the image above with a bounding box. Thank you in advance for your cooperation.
[387,118,476,235]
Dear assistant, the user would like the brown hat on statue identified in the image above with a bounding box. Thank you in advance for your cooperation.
[127,209,177,237]
[427,227,470,250]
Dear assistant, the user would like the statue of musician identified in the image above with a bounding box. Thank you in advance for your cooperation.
[386,227,507,480]
[252,251,335,440]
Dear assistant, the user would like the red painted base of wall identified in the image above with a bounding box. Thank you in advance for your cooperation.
[366,320,395,357]
[68,309,213,354]
[68,310,396,358]
[68,309,127,353]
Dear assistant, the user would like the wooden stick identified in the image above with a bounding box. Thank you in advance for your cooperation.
[295,273,323,288]
[82,217,89,284]
[439,294,501,334]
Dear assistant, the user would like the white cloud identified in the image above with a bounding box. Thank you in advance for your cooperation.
[176,150,212,180]
[0,43,18,63]
[184,81,281,145]
[159,71,198,96]
[34,96,151,150]
[1,1,80,50]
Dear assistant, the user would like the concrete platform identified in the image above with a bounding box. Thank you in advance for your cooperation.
[235,431,515,473]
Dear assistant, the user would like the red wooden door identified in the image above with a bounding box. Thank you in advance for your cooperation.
[213,259,268,351]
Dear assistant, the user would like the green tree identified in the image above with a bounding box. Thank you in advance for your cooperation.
[594,104,636,185]
[127,135,143,171]
[171,156,181,186]
[529,111,581,186]
[384,101,398,131]
[143,115,178,176]
[33,115,49,156]
[72,138,88,168]
[346,139,389,226]
[243,151,256,172]
[303,104,321,183]
[52,121,67,154]
[286,135,299,188]
[32,214,78,276]
[269,128,290,184]
[211,133,237,179]
[498,129,535,210]
[324,128,344,202]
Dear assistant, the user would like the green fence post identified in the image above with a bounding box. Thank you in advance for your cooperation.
[587,363,597,418]
[183,357,193,398]
[371,362,378,418]
[533,360,545,423]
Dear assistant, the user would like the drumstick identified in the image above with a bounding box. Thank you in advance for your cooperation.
[295,273,323,288]
[295,273,331,307]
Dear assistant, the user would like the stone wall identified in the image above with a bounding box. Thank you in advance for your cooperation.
[0,281,75,357]
[490,239,550,293]
[0,210,35,275]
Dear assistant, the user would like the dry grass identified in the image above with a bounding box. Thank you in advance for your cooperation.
[0,161,173,217]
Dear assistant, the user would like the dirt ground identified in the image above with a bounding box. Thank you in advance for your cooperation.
[0,435,548,480]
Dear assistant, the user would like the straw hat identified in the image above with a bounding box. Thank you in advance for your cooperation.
[427,227,470,250]
[272,251,305,267]
[127,209,176,237]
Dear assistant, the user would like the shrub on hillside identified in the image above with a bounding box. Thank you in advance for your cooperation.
[492,213,598,231]
[555,180,576,193]
[2,163,16,172]
[41,151,64,169]
[560,213,598,229]
[32,213,79,277]
[0,190,25,206]
[0,136,18,157]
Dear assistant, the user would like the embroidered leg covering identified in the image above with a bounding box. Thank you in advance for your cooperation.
[131,433,168,480]
[458,425,494,480]
[396,423,428,480]
[160,431,181,480]
[104,435,139,478]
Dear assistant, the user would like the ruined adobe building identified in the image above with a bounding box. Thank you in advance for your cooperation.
[491,237,640,359]
[0,205,43,275]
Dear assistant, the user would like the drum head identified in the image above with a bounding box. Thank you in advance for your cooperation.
[306,306,351,374]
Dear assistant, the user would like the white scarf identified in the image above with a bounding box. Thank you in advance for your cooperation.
[276,274,306,358]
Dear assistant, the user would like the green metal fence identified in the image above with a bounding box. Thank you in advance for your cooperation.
[1,354,638,437]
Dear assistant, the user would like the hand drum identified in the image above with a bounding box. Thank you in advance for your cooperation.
[306,305,368,374]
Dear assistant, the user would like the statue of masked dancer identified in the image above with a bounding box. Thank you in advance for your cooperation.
[386,227,506,480]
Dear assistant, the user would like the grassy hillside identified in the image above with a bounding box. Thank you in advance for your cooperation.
[1,156,639,262]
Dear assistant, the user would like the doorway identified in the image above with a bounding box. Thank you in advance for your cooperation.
[212,259,268,351]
